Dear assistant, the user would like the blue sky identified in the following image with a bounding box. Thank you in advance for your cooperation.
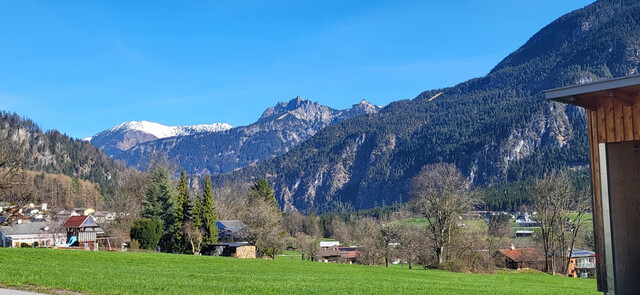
[0,0,594,139]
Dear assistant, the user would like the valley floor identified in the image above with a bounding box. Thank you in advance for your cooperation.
[0,248,597,295]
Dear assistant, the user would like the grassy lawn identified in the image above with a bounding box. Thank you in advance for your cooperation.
[0,248,598,295]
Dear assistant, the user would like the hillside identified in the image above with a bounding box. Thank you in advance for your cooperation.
[116,97,381,175]
[0,111,124,202]
[215,0,640,213]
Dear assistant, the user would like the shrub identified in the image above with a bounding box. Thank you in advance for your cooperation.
[129,239,141,250]
[130,218,163,250]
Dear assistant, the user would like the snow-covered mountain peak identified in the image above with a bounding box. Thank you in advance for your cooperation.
[105,120,232,139]
[86,120,233,157]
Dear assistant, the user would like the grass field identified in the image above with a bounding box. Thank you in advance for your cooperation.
[0,248,598,295]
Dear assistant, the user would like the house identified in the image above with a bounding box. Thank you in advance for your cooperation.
[202,242,256,258]
[515,213,539,227]
[318,246,359,263]
[515,230,535,238]
[318,247,343,262]
[337,246,359,263]
[496,246,545,271]
[92,211,117,223]
[216,220,248,242]
[567,249,596,278]
[320,241,340,248]
[63,215,103,250]
[73,208,95,216]
[0,222,66,248]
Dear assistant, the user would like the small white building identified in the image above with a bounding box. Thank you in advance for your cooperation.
[0,222,66,248]
[320,241,340,248]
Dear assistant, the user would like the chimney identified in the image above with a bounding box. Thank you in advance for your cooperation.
[509,243,515,250]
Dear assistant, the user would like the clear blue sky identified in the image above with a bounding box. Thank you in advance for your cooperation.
[0,0,594,139]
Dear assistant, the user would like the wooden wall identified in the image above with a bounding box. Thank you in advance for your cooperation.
[584,93,640,292]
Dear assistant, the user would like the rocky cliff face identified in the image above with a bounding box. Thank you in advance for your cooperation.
[115,97,381,175]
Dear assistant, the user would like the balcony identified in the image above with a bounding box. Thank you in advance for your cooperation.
[576,262,596,269]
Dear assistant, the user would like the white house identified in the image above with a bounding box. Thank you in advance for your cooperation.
[0,222,66,248]
[320,241,340,248]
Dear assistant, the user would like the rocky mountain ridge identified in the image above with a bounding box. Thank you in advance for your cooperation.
[86,120,232,157]
[114,97,381,174]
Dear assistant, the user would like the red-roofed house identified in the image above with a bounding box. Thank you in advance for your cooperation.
[496,247,545,271]
[63,215,103,249]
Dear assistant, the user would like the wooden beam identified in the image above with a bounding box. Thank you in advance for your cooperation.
[614,100,624,142]
[572,95,598,111]
[623,104,634,141]
[605,99,616,142]
[597,99,608,143]
[635,93,640,140]
[608,90,635,106]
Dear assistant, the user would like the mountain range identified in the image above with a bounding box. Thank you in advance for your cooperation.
[212,0,640,213]
[88,96,381,174]
[85,120,233,157]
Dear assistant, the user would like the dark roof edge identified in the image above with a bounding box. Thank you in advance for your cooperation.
[544,75,640,101]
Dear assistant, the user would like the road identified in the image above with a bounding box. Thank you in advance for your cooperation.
[0,288,47,295]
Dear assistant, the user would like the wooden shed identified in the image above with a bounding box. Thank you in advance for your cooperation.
[63,215,102,250]
[545,75,640,295]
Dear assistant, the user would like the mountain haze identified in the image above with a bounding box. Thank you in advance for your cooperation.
[116,97,381,174]
[215,0,640,213]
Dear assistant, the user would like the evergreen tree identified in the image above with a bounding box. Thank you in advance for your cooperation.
[170,169,189,253]
[140,165,178,252]
[199,175,218,246]
[248,177,278,209]
[130,218,163,250]
[178,169,192,222]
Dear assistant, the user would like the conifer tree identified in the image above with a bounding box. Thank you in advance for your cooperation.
[170,169,189,253]
[247,177,278,209]
[199,175,218,246]
[140,165,178,252]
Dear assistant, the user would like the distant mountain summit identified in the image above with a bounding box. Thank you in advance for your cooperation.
[115,96,382,174]
[87,120,232,157]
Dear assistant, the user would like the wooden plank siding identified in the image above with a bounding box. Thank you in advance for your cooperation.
[589,96,640,143]
[583,95,639,291]
[587,110,605,290]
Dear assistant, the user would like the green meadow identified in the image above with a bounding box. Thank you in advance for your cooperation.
[0,248,597,294]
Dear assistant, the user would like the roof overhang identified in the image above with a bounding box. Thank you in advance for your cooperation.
[544,75,640,110]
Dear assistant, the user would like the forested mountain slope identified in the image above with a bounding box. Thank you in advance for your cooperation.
[0,111,124,200]
[215,0,640,213]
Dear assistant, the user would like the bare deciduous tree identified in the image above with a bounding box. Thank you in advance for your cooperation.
[409,163,478,267]
[395,223,428,269]
[532,170,591,274]
[354,217,384,265]
[242,178,285,259]
[0,137,26,196]
[212,181,250,220]
[183,221,204,255]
